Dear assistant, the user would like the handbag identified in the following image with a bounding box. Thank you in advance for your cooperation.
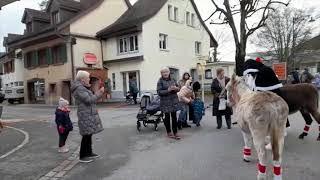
[218,98,227,111]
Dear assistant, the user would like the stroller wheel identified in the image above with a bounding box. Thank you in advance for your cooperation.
[137,121,141,131]
[154,123,158,131]
[143,121,148,127]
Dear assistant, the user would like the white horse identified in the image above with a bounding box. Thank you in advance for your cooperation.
[226,75,289,180]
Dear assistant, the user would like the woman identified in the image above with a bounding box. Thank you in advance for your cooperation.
[71,71,105,163]
[157,67,181,140]
[211,68,232,129]
[178,72,194,127]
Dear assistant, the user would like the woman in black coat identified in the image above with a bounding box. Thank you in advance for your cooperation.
[211,68,232,129]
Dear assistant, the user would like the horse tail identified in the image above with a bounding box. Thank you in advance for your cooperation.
[271,120,280,161]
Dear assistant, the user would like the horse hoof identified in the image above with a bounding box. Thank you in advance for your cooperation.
[243,158,250,163]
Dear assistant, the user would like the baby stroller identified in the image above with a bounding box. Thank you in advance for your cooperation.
[136,92,163,131]
[125,91,135,105]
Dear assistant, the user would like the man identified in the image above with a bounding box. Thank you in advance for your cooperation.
[129,77,139,104]
[301,68,314,83]
[243,57,290,127]
[291,68,300,84]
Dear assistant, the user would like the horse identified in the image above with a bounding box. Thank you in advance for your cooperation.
[280,83,320,141]
[226,75,289,180]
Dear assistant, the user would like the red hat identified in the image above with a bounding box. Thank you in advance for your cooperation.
[256,57,263,63]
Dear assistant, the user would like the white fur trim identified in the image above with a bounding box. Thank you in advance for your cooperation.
[243,69,259,76]
[255,83,283,91]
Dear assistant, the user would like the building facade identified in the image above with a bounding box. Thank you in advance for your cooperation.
[97,0,217,99]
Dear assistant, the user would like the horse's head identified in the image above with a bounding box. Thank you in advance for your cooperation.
[226,74,248,107]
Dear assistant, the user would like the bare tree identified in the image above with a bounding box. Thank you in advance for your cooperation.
[206,0,290,75]
[211,29,233,62]
[254,8,312,70]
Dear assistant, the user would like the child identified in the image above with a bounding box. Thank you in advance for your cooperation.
[177,79,194,129]
[192,92,205,127]
[55,97,73,153]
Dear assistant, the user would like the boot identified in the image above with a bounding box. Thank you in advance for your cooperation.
[182,122,191,128]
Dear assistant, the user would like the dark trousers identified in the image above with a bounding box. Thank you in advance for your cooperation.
[189,104,194,122]
[217,114,231,128]
[80,134,93,158]
[272,89,291,127]
[164,112,178,134]
[59,131,70,147]
[132,93,138,104]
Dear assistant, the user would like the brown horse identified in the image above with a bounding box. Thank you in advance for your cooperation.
[227,75,288,180]
[280,83,320,141]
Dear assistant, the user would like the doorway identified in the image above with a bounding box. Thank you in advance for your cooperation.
[122,71,140,97]
[62,81,71,103]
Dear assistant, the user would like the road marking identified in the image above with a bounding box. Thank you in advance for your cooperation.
[0,126,30,159]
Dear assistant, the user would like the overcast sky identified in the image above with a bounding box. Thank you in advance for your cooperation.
[0,0,319,61]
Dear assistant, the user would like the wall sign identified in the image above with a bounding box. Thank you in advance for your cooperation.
[83,53,98,65]
[272,62,287,80]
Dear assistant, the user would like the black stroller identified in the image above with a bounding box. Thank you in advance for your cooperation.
[136,92,163,131]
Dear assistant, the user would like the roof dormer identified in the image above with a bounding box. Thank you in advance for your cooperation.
[21,8,50,33]
[46,0,81,25]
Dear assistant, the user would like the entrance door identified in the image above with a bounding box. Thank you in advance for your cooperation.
[62,81,71,103]
[122,71,140,97]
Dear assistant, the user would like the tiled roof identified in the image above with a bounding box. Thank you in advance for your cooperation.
[22,8,50,23]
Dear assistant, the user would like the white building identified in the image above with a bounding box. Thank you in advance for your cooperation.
[97,0,218,98]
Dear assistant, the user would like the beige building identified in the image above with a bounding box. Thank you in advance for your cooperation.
[6,0,131,104]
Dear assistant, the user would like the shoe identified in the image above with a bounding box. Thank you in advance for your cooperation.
[88,153,100,159]
[58,146,69,153]
[167,133,175,139]
[79,157,94,163]
[216,126,221,129]
[174,134,181,140]
[227,126,232,129]
[182,124,191,128]
[196,124,201,127]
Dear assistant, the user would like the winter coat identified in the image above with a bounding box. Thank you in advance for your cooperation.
[157,77,180,113]
[129,80,139,94]
[55,108,73,132]
[211,77,233,116]
[192,98,205,118]
[301,70,314,83]
[177,85,194,104]
[71,80,104,136]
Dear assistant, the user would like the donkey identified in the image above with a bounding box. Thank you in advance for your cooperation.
[226,75,289,180]
[280,84,320,141]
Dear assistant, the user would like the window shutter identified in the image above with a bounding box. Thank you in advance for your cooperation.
[32,51,39,66]
[24,54,28,68]
[46,48,53,65]
[60,44,67,63]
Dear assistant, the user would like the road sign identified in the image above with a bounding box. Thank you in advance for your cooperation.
[272,62,287,80]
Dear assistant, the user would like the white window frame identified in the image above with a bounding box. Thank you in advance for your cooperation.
[168,5,173,20]
[191,13,196,27]
[118,34,139,55]
[195,41,201,55]
[186,11,190,26]
[159,34,168,51]
[174,7,179,22]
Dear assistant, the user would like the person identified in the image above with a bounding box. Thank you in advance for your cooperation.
[211,68,232,129]
[177,79,194,129]
[291,68,300,84]
[312,73,320,89]
[157,67,181,140]
[55,97,73,153]
[129,77,139,104]
[178,72,191,88]
[243,58,290,127]
[71,70,105,163]
[178,72,194,126]
[192,92,205,127]
[301,68,314,83]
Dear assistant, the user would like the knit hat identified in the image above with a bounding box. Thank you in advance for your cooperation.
[256,57,263,63]
[58,97,69,108]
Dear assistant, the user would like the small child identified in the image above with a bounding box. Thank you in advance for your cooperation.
[192,92,205,127]
[55,97,73,153]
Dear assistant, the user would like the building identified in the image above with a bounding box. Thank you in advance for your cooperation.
[97,0,218,99]
[6,0,132,104]
[202,61,235,92]
[0,0,19,10]
[294,35,320,74]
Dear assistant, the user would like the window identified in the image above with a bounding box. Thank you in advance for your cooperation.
[174,7,179,21]
[14,82,19,86]
[159,34,168,50]
[205,69,212,79]
[112,73,116,90]
[49,83,56,94]
[52,44,67,64]
[186,12,190,25]
[191,13,195,26]
[195,41,201,55]
[168,5,173,20]
[18,81,24,86]
[38,49,47,65]
[27,22,32,32]
[52,11,60,24]
[118,35,138,54]
[4,60,15,74]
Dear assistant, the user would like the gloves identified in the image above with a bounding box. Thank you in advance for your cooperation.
[58,125,65,134]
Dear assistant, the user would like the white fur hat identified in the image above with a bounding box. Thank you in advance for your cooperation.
[58,97,69,108]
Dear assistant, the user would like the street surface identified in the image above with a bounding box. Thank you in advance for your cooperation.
[0,103,319,180]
